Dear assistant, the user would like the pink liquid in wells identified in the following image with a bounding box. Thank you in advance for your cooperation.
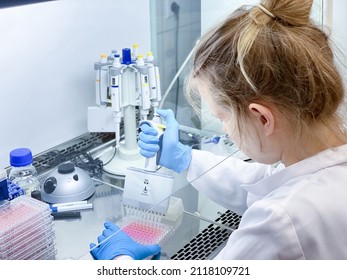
[0,198,54,259]
[122,222,164,245]
[0,204,36,231]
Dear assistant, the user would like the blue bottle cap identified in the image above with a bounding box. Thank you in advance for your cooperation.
[9,148,33,167]
[122,48,132,65]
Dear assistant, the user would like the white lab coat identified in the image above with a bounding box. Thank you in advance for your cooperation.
[187,144,347,259]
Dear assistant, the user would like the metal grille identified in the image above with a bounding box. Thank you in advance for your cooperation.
[170,210,241,260]
[33,132,114,175]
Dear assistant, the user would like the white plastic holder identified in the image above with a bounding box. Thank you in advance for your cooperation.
[101,66,144,177]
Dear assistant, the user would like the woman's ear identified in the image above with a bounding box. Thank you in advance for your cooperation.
[248,103,275,136]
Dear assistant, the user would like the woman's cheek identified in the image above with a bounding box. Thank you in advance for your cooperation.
[224,122,241,147]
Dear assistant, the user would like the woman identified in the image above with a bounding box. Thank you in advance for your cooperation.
[90,0,347,259]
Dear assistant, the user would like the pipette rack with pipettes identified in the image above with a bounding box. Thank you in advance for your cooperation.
[88,45,162,176]
[0,195,56,259]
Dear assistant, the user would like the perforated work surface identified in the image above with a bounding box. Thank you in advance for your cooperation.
[170,210,241,260]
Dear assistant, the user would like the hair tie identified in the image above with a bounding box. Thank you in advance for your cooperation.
[257,4,276,19]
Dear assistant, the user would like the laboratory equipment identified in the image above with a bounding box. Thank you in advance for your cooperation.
[140,114,165,171]
[50,203,93,213]
[117,214,174,246]
[9,148,40,196]
[122,167,174,215]
[0,169,8,206]
[0,195,56,260]
[89,221,161,260]
[7,180,25,200]
[94,53,109,107]
[131,43,139,61]
[88,44,163,176]
[146,51,162,112]
[31,189,42,201]
[138,109,192,174]
[122,114,174,215]
[41,162,95,204]
[203,134,229,144]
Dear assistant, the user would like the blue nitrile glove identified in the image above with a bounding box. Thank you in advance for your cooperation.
[89,221,161,260]
[138,109,192,173]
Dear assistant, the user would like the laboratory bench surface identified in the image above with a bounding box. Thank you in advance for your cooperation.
[26,132,244,260]
[52,172,241,260]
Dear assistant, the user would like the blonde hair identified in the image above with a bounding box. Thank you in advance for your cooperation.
[186,0,345,140]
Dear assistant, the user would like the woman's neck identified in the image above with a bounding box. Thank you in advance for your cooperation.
[281,121,347,166]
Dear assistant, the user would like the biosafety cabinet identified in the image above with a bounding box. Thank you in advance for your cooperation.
[0,0,342,260]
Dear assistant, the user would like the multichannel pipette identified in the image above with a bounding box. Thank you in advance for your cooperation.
[122,114,174,215]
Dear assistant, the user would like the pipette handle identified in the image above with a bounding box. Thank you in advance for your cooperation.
[140,115,165,172]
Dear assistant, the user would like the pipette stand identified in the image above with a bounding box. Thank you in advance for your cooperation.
[100,66,145,177]
[88,46,162,177]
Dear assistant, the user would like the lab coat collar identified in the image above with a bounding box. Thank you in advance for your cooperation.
[240,144,347,196]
